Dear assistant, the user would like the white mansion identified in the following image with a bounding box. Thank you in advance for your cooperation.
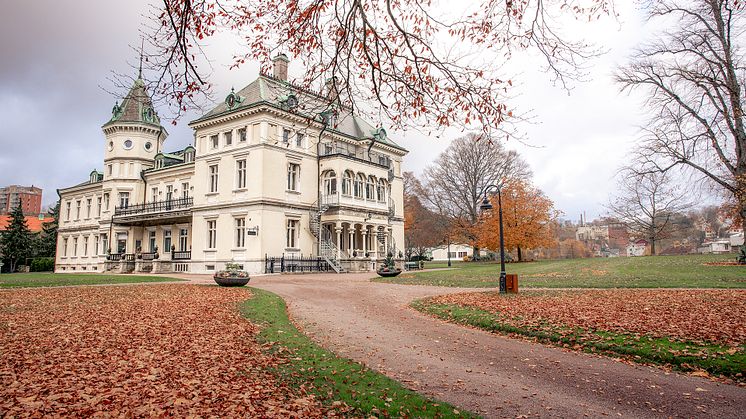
[55,55,407,274]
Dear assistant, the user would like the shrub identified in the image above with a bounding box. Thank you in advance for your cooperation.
[30,257,55,272]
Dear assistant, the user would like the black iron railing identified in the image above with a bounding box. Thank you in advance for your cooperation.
[107,253,122,261]
[172,251,191,260]
[265,254,333,273]
[123,253,135,262]
[141,252,158,261]
[114,197,193,217]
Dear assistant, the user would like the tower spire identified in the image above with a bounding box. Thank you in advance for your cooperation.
[138,38,144,80]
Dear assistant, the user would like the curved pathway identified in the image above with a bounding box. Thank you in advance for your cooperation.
[250,272,746,418]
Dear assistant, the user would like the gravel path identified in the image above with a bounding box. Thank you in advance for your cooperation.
[250,272,746,418]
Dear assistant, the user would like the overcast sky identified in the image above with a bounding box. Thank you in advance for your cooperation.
[0,1,653,222]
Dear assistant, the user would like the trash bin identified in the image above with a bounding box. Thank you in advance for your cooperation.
[505,273,518,293]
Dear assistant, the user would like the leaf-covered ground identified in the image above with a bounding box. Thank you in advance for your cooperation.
[417,290,746,379]
[0,285,328,417]
[430,290,746,346]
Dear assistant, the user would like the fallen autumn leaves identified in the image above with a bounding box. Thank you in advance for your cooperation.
[0,285,328,417]
[430,289,746,346]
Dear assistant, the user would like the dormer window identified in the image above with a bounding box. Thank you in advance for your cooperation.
[183,146,195,163]
[142,107,155,123]
[154,154,164,169]
[89,171,100,183]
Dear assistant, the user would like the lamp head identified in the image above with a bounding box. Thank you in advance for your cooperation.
[479,195,493,211]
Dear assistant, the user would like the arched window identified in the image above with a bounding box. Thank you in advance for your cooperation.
[354,173,365,198]
[322,170,337,196]
[366,176,376,200]
[377,179,387,202]
[342,170,353,196]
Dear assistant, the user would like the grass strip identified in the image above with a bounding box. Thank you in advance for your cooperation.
[0,273,184,288]
[412,299,746,382]
[373,254,746,289]
[240,288,476,418]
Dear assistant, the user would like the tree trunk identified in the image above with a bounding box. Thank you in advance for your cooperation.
[517,246,523,262]
[650,239,656,256]
[473,245,480,260]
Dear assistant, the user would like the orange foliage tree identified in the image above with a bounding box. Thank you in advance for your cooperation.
[477,180,559,261]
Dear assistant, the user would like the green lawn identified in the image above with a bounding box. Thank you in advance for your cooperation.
[241,288,474,418]
[0,273,184,288]
[377,254,746,288]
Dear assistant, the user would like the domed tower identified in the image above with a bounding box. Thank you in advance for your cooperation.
[100,75,167,213]
[102,75,167,183]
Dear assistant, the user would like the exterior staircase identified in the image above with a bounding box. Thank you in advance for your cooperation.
[309,200,345,273]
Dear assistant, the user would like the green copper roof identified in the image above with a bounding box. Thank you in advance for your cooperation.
[191,74,407,152]
[105,78,162,128]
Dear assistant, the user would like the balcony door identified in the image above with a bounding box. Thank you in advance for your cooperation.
[116,232,127,254]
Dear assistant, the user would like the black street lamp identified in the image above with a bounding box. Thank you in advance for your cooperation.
[447,238,452,267]
[479,184,507,294]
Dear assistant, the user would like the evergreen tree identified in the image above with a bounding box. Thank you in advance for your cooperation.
[37,201,59,257]
[1,204,33,272]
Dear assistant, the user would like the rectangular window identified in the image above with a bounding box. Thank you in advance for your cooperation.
[96,197,102,217]
[118,192,130,208]
[179,228,188,250]
[63,237,68,256]
[73,237,78,256]
[235,217,246,248]
[236,159,247,189]
[86,198,92,218]
[209,164,219,193]
[66,202,71,220]
[210,135,219,149]
[83,236,89,256]
[152,187,158,202]
[94,235,99,255]
[182,182,189,198]
[225,131,233,146]
[286,219,298,248]
[107,164,112,176]
[296,132,304,147]
[282,128,291,144]
[100,234,107,254]
[238,127,247,142]
[103,193,110,211]
[166,185,173,201]
[76,200,81,219]
[149,231,156,252]
[163,229,172,252]
[287,163,300,191]
[207,220,217,249]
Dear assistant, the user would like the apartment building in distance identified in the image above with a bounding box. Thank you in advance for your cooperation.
[0,185,42,215]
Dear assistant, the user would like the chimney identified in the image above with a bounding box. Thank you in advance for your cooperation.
[324,76,340,101]
[272,53,289,81]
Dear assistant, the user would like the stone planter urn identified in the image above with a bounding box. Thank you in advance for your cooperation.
[213,263,250,287]
[376,253,402,277]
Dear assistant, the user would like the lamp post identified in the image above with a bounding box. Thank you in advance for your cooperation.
[447,238,452,267]
[479,184,506,294]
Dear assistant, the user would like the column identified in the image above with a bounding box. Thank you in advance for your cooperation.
[349,227,355,256]
[335,224,342,260]
[362,227,368,257]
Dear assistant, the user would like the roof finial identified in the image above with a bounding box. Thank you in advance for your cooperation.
[138,37,144,79]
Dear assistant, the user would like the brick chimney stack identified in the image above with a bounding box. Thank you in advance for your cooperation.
[272,54,289,81]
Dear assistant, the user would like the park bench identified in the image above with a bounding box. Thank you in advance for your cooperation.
[404,261,423,271]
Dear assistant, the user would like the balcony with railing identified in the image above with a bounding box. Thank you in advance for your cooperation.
[113,197,193,225]
[320,193,395,215]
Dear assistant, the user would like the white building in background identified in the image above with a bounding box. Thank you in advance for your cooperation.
[427,243,473,261]
[55,55,407,275]
[698,240,732,254]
